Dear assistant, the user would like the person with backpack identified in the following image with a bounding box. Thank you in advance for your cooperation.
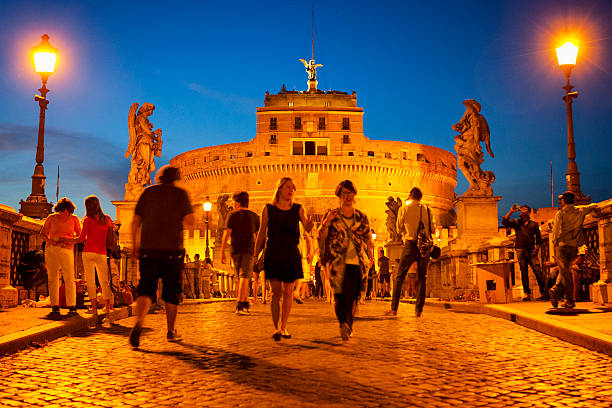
[79,195,114,315]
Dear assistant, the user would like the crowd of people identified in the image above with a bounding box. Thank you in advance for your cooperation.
[30,163,600,348]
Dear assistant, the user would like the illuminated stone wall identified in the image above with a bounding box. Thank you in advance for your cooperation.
[171,89,457,247]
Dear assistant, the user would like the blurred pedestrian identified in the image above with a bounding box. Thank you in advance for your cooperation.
[79,195,113,315]
[319,180,374,341]
[40,197,81,316]
[254,177,312,341]
[129,166,194,348]
[221,191,260,315]
[388,187,435,317]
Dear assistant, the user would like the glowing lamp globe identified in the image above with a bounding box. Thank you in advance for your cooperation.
[203,200,212,212]
[556,42,578,67]
[33,34,58,74]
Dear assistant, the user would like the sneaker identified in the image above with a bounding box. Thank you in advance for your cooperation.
[48,305,61,317]
[272,330,282,341]
[549,288,558,308]
[129,323,142,348]
[385,310,397,317]
[560,300,575,309]
[68,306,78,315]
[522,295,532,301]
[167,330,182,342]
[340,323,350,341]
[293,296,304,304]
[281,329,292,339]
[237,308,250,316]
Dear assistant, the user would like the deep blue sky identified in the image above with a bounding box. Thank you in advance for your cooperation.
[1,0,610,218]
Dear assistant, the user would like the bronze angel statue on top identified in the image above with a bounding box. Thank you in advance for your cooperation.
[452,99,495,197]
[125,102,163,200]
[299,58,323,92]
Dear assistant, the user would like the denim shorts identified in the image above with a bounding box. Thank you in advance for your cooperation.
[137,250,184,305]
[232,253,254,280]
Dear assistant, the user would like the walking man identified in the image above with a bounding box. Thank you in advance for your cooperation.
[129,166,194,348]
[377,248,390,297]
[502,204,547,301]
[388,187,435,317]
[550,191,599,308]
[221,191,260,315]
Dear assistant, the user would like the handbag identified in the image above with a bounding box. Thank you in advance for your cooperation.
[416,204,434,258]
[106,221,121,259]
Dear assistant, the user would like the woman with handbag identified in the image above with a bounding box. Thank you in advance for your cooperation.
[319,180,374,341]
[79,195,113,315]
[254,177,313,341]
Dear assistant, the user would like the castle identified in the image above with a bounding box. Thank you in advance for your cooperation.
[170,72,457,254]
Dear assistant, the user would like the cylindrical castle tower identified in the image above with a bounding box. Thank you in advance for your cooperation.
[171,87,457,247]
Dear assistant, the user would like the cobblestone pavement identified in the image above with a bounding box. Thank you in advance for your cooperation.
[1,300,612,407]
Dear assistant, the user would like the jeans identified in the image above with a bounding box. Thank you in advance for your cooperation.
[45,245,76,307]
[82,252,112,302]
[553,245,578,302]
[391,241,428,313]
[334,264,361,329]
[515,248,545,296]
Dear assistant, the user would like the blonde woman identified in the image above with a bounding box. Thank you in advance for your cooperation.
[79,195,113,314]
[255,177,312,341]
[40,197,82,316]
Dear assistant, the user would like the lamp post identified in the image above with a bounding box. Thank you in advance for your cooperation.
[203,197,212,259]
[556,41,590,204]
[19,34,58,219]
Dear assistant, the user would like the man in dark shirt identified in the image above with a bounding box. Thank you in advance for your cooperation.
[129,166,194,348]
[220,191,260,315]
[502,204,546,301]
[378,248,390,298]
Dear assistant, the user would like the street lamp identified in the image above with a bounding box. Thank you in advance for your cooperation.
[203,197,212,259]
[556,41,590,204]
[371,229,377,241]
[19,34,59,219]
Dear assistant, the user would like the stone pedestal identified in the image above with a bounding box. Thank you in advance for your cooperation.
[384,241,404,265]
[112,200,138,284]
[455,196,502,241]
[592,213,612,305]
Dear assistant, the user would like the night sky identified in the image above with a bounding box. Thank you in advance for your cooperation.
[1,0,610,219]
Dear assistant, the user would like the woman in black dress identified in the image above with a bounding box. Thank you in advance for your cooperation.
[255,177,312,340]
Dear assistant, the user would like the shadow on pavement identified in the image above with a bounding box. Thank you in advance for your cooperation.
[546,308,597,316]
[133,340,389,404]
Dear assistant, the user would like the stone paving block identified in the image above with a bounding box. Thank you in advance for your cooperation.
[1,300,612,406]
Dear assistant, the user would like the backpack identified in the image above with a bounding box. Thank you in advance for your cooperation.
[106,223,121,259]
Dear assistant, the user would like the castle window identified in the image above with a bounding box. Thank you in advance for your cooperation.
[288,101,294,107]
[292,138,329,156]
[305,141,316,155]
[402,152,407,160]
[230,154,236,159]
[348,152,354,156]
[293,141,303,155]
[212,156,219,161]
[417,153,430,163]
[270,134,277,145]
[318,117,325,130]
[246,151,253,157]
[265,151,271,156]
[384,152,391,158]
[367,151,374,157]
[270,117,277,130]
[294,117,302,130]
[342,135,350,144]
[342,117,350,130]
